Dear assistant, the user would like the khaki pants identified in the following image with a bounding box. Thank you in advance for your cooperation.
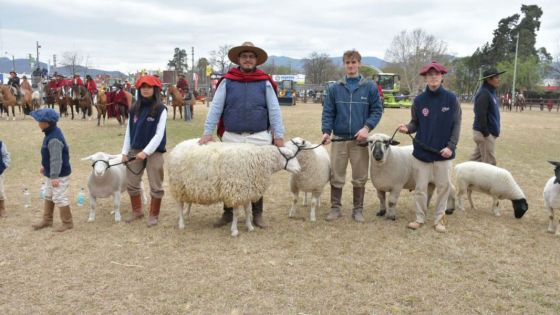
[222,130,272,146]
[330,140,369,188]
[127,150,165,199]
[412,158,451,225]
[470,130,497,165]
[0,174,5,200]
[44,176,70,207]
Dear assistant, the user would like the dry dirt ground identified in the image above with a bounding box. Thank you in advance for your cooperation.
[0,102,559,314]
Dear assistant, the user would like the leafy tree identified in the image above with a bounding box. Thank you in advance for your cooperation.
[167,47,187,73]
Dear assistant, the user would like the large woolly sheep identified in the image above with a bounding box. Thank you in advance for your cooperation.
[168,139,301,236]
[455,161,528,218]
[544,161,560,235]
[82,152,146,223]
[284,137,330,222]
[367,133,455,220]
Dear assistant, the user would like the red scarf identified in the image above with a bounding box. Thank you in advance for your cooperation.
[216,67,277,137]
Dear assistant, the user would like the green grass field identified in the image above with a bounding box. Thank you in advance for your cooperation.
[0,102,559,314]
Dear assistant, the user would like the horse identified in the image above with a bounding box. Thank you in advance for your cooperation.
[0,85,23,120]
[167,86,183,120]
[500,94,512,111]
[43,82,57,109]
[514,93,526,112]
[96,90,109,126]
[104,89,132,126]
[55,86,73,118]
[71,85,93,120]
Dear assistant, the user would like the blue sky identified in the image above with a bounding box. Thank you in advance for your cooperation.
[1,0,558,73]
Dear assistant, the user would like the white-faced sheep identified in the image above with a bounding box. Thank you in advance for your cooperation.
[168,139,301,236]
[544,161,560,235]
[82,152,146,223]
[455,161,528,218]
[367,133,455,220]
[284,137,330,222]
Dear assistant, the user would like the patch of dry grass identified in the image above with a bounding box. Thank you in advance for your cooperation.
[0,103,559,314]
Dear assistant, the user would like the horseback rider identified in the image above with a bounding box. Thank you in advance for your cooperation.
[7,71,22,104]
[85,75,98,104]
[21,76,33,95]
[177,73,189,97]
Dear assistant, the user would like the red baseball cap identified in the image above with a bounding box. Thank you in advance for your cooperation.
[135,75,162,89]
[419,61,448,75]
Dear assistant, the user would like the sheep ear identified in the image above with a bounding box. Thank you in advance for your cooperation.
[548,161,560,167]
[390,140,400,146]
[81,155,94,161]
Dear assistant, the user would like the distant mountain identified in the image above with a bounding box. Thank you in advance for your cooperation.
[0,57,126,78]
[266,55,387,72]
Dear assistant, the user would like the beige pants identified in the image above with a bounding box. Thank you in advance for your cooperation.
[330,140,369,188]
[0,174,5,200]
[127,150,165,199]
[44,176,70,207]
[470,130,497,165]
[222,130,272,146]
[412,158,451,225]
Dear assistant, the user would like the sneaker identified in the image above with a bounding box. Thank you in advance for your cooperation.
[434,223,447,233]
[407,221,423,230]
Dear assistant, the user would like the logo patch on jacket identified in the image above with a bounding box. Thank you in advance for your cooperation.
[422,108,429,117]
[361,96,367,100]
[147,117,155,122]
[441,107,450,112]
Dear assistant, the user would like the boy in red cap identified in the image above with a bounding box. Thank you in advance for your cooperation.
[121,75,167,226]
[397,61,461,233]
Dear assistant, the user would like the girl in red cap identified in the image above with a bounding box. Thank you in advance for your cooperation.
[121,75,167,226]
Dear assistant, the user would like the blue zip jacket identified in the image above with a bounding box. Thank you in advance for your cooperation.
[322,75,383,137]
[473,82,500,137]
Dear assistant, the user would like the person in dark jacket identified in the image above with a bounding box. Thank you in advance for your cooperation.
[0,140,10,218]
[398,61,461,233]
[322,49,383,222]
[470,67,505,166]
[30,108,74,232]
[199,41,285,229]
[121,75,167,227]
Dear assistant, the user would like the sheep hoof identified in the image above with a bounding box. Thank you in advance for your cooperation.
[231,230,239,237]
[310,216,316,222]
[87,217,95,223]
[547,227,555,234]
[115,215,121,223]
[248,226,255,232]
[493,210,501,217]
[445,208,455,215]
[178,223,185,230]
[386,215,396,221]
[376,210,386,217]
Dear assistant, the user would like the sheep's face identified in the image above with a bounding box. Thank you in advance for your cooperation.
[550,161,560,184]
[278,146,301,174]
[82,152,120,177]
[512,198,528,218]
[367,134,399,163]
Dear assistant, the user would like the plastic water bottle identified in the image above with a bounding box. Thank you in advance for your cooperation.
[39,182,46,200]
[76,188,86,207]
[23,188,31,208]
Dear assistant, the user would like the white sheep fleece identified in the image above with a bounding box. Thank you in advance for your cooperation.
[368,134,416,192]
[544,177,560,210]
[286,138,330,221]
[455,161,525,200]
[168,138,294,208]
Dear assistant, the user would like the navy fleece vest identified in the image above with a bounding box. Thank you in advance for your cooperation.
[412,86,458,162]
[223,80,269,133]
[473,83,500,137]
[0,141,6,175]
[129,102,167,153]
[41,126,71,178]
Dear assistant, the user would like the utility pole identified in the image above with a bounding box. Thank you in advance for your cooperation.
[53,54,57,73]
[36,41,41,67]
[511,33,520,102]
[191,46,195,87]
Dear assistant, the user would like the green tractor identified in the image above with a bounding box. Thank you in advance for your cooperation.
[375,73,412,108]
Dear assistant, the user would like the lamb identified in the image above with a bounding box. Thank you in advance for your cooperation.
[367,133,455,220]
[168,139,301,236]
[81,152,146,223]
[543,161,560,235]
[284,137,330,222]
[454,161,528,218]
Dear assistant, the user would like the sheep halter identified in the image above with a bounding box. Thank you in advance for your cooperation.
[277,146,297,170]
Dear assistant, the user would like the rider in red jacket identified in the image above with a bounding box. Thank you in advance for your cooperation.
[72,74,84,86]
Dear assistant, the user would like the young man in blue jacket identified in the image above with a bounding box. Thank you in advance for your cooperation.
[398,62,461,233]
[471,67,504,165]
[321,50,383,222]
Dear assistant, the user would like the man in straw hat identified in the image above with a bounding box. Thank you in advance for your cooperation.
[199,41,285,229]
[397,61,462,233]
[470,67,505,166]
